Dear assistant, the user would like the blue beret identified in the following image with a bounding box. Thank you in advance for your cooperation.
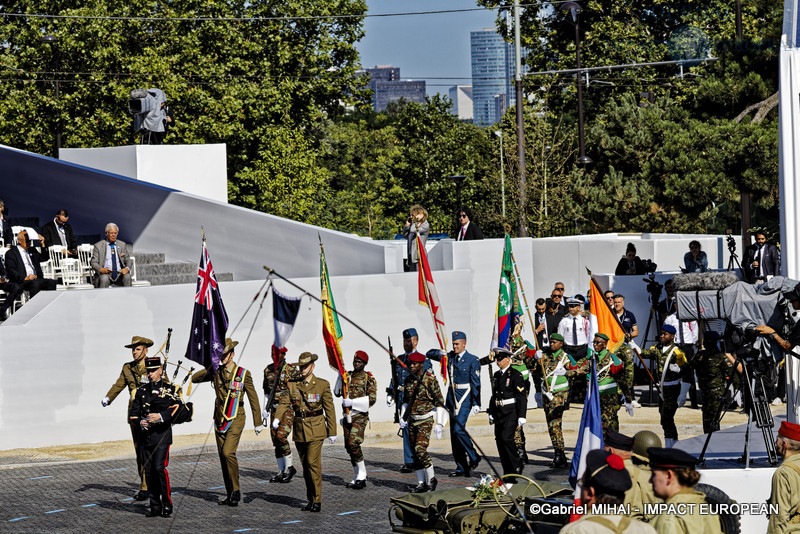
[452,331,466,341]
[403,328,418,339]
[661,324,677,335]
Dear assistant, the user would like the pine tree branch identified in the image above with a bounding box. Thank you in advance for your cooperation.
[734,91,779,124]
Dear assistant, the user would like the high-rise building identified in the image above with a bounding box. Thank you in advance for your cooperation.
[470,28,518,126]
[358,65,426,112]
[448,85,473,121]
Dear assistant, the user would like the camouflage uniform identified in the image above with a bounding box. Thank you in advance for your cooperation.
[511,336,532,454]
[592,349,625,436]
[263,362,301,458]
[642,343,685,441]
[340,369,377,463]
[529,347,582,452]
[403,370,445,469]
[616,343,636,402]
[693,348,731,433]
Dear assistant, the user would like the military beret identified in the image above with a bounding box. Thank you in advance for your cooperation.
[779,421,800,441]
[550,333,565,342]
[144,356,162,370]
[585,449,632,494]
[566,298,582,307]
[647,447,700,470]
[408,352,426,363]
[594,333,610,342]
[354,350,369,363]
[661,324,677,335]
[605,430,635,451]
[403,328,418,339]
[452,331,467,341]
[125,336,154,348]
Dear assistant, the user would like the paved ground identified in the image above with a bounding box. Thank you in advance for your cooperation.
[0,403,780,533]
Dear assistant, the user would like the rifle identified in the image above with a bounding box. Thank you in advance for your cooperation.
[388,336,402,424]
[161,328,173,374]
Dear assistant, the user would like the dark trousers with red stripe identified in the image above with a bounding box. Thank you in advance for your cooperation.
[144,442,172,512]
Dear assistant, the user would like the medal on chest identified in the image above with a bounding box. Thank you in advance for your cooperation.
[307,393,320,403]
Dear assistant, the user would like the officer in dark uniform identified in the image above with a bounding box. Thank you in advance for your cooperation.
[488,348,527,475]
[387,327,431,472]
[129,356,184,518]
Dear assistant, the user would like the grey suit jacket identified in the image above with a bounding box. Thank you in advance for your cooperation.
[90,240,130,280]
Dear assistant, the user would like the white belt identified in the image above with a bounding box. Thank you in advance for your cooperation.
[454,383,470,390]
[496,398,516,406]
[662,380,681,387]
[410,410,435,421]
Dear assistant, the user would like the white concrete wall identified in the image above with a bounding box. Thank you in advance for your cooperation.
[59,145,228,203]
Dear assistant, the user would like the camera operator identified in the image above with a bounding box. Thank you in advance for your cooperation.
[753,286,800,405]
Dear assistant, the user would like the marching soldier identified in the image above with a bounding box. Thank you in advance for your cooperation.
[641,325,687,447]
[530,333,582,467]
[263,347,301,483]
[101,335,155,501]
[768,421,800,533]
[399,351,446,493]
[427,330,481,477]
[692,331,731,433]
[191,338,264,506]
[589,333,625,436]
[129,356,185,518]
[510,326,534,465]
[334,350,377,489]
[387,328,431,473]
[278,352,337,512]
[488,349,527,475]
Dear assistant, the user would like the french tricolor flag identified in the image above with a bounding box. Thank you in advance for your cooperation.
[273,288,302,351]
[568,357,604,521]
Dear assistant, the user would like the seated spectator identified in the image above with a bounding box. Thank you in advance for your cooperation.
[0,198,11,247]
[453,207,484,241]
[40,209,78,257]
[0,254,23,321]
[615,243,646,275]
[91,223,132,288]
[683,240,708,273]
[4,229,57,300]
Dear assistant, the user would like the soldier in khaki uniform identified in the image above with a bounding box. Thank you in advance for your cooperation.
[768,421,800,533]
[648,448,723,534]
[605,430,646,522]
[560,449,656,533]
[192,338,264,506]
[334,350,377,489]
[630,430,663,523]
[278,352,337,512]
[101,335,155,501]
[263,347,301,483]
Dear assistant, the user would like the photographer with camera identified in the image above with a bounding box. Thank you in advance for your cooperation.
[753,285,800,406]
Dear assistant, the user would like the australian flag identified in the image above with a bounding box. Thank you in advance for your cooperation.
[185,239,229,373]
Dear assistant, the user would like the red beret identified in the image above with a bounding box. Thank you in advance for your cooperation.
[408,351,425,363]
[779,421,800,441]
[354,350,369,363]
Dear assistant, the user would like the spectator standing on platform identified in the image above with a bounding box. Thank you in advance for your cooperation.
[744,230,781,284]
[5,229,57,298]
[402,205,429,272]
[91,223,132,287]
[615,243,646,276]
[453,207,484,241]
[40,209,78,257]
[683,240,708,273]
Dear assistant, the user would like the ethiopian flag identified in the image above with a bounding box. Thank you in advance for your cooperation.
[491,234,523,352]
[320,243,345,376]
[588,272,625,354]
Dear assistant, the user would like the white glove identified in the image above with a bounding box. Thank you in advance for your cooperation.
[328,436,337,444]
[553,367,567,376]
[399,419,408,430]
[254,425,265,435]
[517,418,526,428]
[272,418,280,430]
[261,407,269,422]
[625,402,634,417]
[534,392,543,407]
[438,349,447,357]
[668,363,681,373]
[342,398,353,408]
[387,394,394,406]
[434,423,443,439]
[488,414,494,424]
[544,391,554,402]
[333,375,343,397]
[535,350,543,360]
[101,396,110,407]
[470,405,480,416]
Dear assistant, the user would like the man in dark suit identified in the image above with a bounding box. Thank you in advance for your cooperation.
[4,230,57,299]
[0,198,12,246]
[453,207,484,241]
[90,223,131,287]
[744,230,781,284]
[40,209,78,256]
[0,254,23,320]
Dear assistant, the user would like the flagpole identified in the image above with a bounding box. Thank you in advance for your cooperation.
[320,238,350,423]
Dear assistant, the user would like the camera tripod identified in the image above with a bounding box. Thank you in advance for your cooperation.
[698,351,778,467]
[727,237,743,273]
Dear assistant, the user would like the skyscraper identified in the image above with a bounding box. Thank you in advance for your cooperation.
[470,28,516,126]
[448,85,473,121]
[358,65,426,112]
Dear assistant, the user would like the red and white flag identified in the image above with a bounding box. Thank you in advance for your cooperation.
[416,233,449,381]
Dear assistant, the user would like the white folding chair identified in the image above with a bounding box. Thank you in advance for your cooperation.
[48,245,66,278]
[78,244,94,283]
[60,259,93,289]
[127,255,151,287]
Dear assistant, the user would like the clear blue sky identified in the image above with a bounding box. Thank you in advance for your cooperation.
[356,0,500,95]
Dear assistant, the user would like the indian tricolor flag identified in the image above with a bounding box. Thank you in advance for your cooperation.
[588,272,625,354]
[568,358,604,521]
[417,232,448,381]
[320,243,345,376]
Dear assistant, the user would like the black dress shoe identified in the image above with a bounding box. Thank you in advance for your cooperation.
[134,490,149,501]
[428,477,438,492]
[145,509,162,518]
[345,479,367,489]
[399,464,414,473]
[411,482,429,493]
[279,466,297,483]
[301,502,314,511]
[229,490,240,506]
[218,496,232,506]
[161,507,172,518]
[448,471,466,478]
[309,503,321,512]
[514,465,524,475]
[269,472,284,483]
[549,451,568,468]
[469,456,481,471]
